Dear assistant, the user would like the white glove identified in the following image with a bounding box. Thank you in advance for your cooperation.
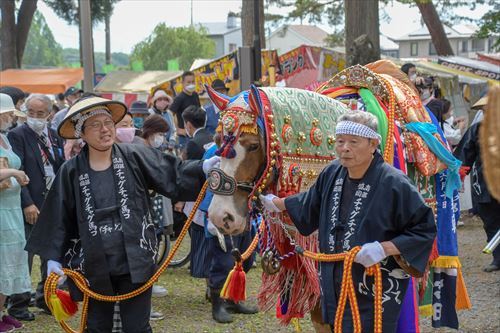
[47,259,66,285]
[259,194,282,213]
[202,156,220,176]
[354,241,387,267]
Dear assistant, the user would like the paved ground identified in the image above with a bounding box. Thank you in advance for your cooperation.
[23,214,499,332]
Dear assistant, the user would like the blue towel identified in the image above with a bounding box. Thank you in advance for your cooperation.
[405,122,462,198]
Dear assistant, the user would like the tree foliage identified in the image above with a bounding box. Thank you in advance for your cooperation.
[44,0,120,25]
[268,0,498,49]
[22,11,64,67]
[475,3,500,51]
[130,24,215,71]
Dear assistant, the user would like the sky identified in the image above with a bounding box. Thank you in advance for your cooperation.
[37,0,490,54]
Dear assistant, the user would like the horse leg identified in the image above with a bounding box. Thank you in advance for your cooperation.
[310,300,331,333]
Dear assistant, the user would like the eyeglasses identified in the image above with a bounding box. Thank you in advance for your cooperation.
[84,120,115,131]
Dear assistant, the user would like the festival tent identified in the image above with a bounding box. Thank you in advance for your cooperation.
[438,56,500,81]
[0,68,84,94]
[94,70,181,106]
[151,50,281,98]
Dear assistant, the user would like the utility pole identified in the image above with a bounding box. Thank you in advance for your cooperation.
[80,0,94,91]
[253,0,261,83]
[190,0,193,26]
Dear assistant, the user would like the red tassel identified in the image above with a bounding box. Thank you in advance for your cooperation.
[55,289,78,316]
[220,262,246,303]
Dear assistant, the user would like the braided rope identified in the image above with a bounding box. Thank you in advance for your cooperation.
[44,182,209,333]
[302,247,383,333]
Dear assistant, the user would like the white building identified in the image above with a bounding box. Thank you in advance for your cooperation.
[392,24,498,59]
[266,25,329,55]
[199,13,242,58]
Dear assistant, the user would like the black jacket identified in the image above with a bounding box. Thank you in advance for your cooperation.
[26,144,205,298]
[7,124,65,210]
[185,128,213,160]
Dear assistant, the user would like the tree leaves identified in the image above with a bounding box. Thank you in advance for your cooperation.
[22,11,64,67]
[44,0,120,25]
[130,24,215,71]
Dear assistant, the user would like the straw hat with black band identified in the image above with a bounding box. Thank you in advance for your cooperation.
[58,96,127,139]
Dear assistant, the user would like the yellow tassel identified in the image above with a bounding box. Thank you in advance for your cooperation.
[240,125,258,135]
[418,304,433,317]
[49,294,72,322]
[431,256,462,269]
[291,318,302,332]
[220,268,235,298]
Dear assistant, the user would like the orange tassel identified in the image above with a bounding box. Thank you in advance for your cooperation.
[220,262,246,303]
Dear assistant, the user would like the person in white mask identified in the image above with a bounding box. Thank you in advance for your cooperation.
[140,114,169,149]
[169,71,200,153]
[7,93,65,320]
[400,63,417,83]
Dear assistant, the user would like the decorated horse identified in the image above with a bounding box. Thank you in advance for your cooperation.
[206,86,348,332]
[207,60,471,332]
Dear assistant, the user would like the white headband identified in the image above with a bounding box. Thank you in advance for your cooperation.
[72,108,112,138]
[335,120,381,141]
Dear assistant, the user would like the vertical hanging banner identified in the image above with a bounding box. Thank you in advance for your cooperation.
[277,45,346,90]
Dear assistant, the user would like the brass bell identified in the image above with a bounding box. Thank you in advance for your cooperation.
[261,249,281,275]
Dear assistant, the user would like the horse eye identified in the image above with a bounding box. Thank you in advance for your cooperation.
[247,143,259,152]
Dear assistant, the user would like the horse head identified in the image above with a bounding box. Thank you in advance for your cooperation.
[207,85,272,235]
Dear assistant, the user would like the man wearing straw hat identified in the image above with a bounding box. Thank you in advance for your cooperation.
[25,96,219,332]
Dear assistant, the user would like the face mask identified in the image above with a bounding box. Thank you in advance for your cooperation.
[0,119,12,132]
[27,116,47,133]
[409,74,417,82]
[185,84,196,93]
[151,135,164,148]
[155,100,169,111]
[133,117,144,129]
[421,90,431,101]
[115,127,136,143]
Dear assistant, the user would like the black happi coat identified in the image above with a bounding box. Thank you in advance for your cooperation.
[284,153,436,332]
[454,122,492,203]
[26,143,205,299]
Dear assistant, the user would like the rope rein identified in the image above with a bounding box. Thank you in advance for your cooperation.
[45,181,383,333]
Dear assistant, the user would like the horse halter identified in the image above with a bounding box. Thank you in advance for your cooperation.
[208,168,255,195]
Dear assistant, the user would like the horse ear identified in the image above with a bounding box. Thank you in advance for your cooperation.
[206,84,229,111]
[249,84,264,117]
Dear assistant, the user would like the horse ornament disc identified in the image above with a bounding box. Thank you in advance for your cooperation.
[261,249,281,275]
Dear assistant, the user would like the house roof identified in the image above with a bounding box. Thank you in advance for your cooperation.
[380,34,399,51]
[94,70,182,93]
[199,22,240,36]
[392,24,475,42]
[269,25,329,45]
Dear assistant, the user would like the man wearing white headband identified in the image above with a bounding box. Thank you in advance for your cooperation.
[260,110,436,332]
[25,96,219,332]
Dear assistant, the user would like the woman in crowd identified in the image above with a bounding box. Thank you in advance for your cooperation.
[115,111,144,145]
[148,90,176,150]
[0,94,31,333]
